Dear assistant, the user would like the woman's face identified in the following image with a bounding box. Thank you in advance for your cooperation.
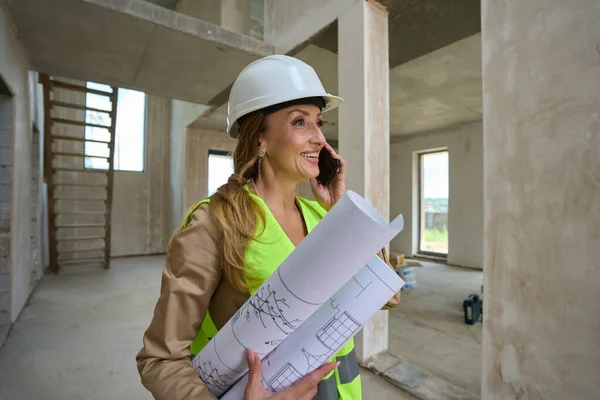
[259,104,326,183]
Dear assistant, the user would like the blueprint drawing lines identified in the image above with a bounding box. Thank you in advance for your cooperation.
[234,283,302,334]
[266,363,302,392]
[317,312,361,350]
[196,361,230,393]
[302,348,330,371]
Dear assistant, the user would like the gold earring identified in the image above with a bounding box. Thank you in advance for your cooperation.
[258,148,265,180]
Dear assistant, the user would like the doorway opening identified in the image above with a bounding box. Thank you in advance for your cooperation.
[418,150,449,256]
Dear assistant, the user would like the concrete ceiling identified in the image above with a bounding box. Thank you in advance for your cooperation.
[6,0,273,105]
[193,0,482,137]
[389,33,482,136]
[6,0,481,138]
[193,34,482,139]
[302,0,481,69]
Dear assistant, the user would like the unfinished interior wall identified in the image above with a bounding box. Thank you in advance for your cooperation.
[390,121,483,269]
[0,93,12,337]
[111,95,171,256]
[0,2,38,324]
[184,128,234,210]
[49,80,171,259]
[170,100,209,233]
[482,1,600,398]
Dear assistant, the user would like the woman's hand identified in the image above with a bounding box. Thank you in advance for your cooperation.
[310,143,347,211]
[243,349,339,400]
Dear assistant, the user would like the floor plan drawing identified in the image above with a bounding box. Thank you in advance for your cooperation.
[188,192,404,398]
[221,255,405,400]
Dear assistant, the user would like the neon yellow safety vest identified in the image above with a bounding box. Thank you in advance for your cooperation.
[182,186,361,400]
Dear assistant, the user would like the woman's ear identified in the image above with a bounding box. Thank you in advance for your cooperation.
[257,135,267,152]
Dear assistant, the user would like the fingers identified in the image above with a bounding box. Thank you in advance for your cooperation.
[282,361,340,398]
[323,142,346,175]
[244,349,263,393]
[309,177,321,190]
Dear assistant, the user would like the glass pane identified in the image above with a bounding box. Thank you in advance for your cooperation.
[84,82,146,172]
[114,88,146,172]
[420,151,449,255]
[208,153,234,196]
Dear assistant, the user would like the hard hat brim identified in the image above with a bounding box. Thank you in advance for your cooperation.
[227,93,344,139]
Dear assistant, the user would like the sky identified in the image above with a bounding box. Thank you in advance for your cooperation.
[422,151,449,199]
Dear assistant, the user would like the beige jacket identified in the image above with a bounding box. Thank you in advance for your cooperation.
[136,204,401,400]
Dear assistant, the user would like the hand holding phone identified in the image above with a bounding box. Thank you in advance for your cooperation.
[316,147,340,186]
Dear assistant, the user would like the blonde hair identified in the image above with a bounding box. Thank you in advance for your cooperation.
[208,111,267,293]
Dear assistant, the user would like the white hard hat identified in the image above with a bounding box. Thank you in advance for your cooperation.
[226,55,343,138]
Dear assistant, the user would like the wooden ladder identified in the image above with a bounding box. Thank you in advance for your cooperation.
[40,74,118,272]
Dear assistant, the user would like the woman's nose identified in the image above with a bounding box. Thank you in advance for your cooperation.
[310,123,326,145]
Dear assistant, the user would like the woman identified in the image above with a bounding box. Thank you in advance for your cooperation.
[136,55,400,400]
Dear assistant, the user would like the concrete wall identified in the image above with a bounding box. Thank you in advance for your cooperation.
[390,121,483,268]
[48,80,172,259]
[0,94,12,330]
[0,2,41,323]
[185,128,234,210]
[170,100,209,233]
[111,95,171,256]
[264,0,356,53]
[482,1,600,398]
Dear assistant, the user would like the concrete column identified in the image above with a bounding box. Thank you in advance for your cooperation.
[338,0,390,361]
[482,1,600,398]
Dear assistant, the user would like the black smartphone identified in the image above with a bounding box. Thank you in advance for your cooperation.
[317,147,340,186]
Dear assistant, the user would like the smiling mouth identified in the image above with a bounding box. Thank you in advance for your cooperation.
[300,152,319,159]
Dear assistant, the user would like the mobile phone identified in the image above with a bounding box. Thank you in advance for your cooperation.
[317,147,340,186]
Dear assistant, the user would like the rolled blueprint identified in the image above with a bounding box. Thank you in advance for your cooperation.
[191,190,404,397]
[221,255,405,399]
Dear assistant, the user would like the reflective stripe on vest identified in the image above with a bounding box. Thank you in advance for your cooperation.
[183,186,361,399]
[313,373,337,400]
[337,348,360,385]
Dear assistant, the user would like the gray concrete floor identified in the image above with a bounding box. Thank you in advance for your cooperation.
[0,255,416,400]
[388,260,483,396]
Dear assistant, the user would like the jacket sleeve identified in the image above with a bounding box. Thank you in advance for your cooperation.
[378,247,402,310]
[136,205,222,400]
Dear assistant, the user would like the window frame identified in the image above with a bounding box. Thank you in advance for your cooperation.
[417,149,449,257]
[207,149,234,196]
[83,84,147,173]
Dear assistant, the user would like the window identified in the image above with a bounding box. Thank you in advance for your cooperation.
[419,150,449,256]
[208,150,234,196]
[84,82,146,172]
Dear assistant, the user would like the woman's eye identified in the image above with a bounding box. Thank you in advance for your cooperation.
[317,120,324,127]
[293,118,305,126]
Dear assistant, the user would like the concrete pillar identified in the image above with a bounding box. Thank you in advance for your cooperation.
[176,0,250,36]
[338,0,390,361]
[482,1,600,398]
